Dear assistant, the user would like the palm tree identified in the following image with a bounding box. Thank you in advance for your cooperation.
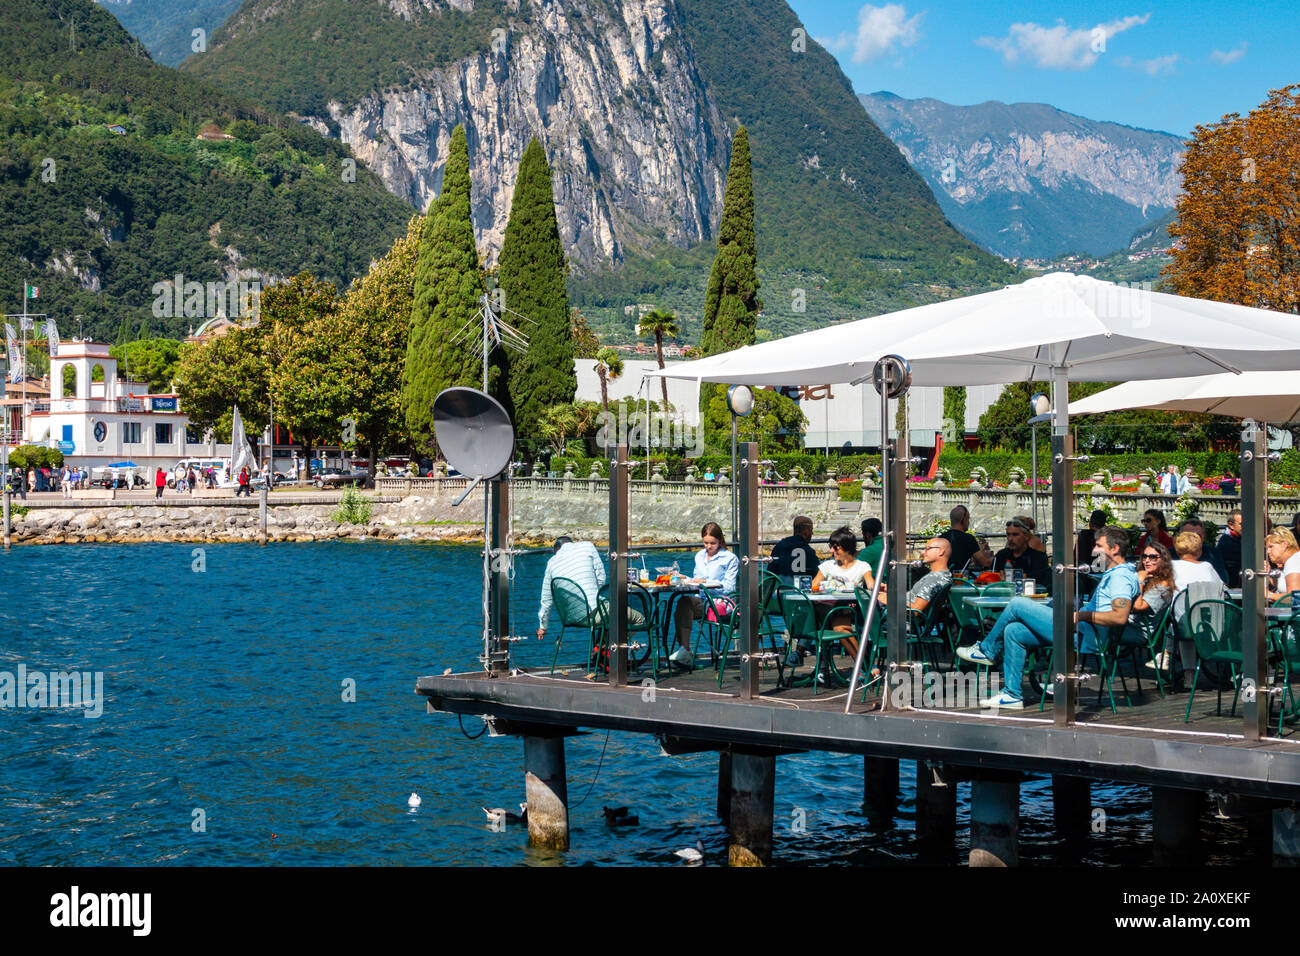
[637,308,680,408]
[594,347,624,415]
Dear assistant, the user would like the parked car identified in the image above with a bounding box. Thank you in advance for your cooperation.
[313,468,373,490]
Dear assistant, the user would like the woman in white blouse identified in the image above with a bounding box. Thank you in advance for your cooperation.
[810,526,874,656]
[670,522,740,667]
[1266,528,1300,603]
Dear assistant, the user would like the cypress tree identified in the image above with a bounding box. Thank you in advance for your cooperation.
[401,125,486,453]
[701,126,761,357]
[501,138,576,439]
[701,126,764,440]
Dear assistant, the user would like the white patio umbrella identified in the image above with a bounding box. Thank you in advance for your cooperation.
[650,273,1300,391]
[1070,371,1300,422]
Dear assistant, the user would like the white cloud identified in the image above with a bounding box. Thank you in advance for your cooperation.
[823,4,924,64]
[1117,53,1179,76]
[1210,43,1247,65]
[976,14,1150,70]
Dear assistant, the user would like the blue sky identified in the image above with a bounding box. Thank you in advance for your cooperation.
[785,0,1297,137]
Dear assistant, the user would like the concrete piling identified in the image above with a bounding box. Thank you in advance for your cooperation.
[2,488,9,550]
[970,776,1020,867]
[523,734,569,851]
[728,750,775,867]
[863,755,899,817]
[1151,786,1202,866]
[915,761,956,863]
[1052,774,1091,846]
[259,487,268,545]
[1273,806,1300,866]
[717,750,732,827]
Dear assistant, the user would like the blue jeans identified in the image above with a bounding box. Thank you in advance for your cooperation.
[979,597,1054,701]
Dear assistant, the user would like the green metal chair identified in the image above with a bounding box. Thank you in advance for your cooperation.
[1183,599,1244,723]
[693,587,738,684]
[548,576,607,676]
[779,588,848,695]
[1269,607,1300,736]
[624,582,658,673]
[1128,601,1174,698]
[854,585,887,701]
[906,584,955,675]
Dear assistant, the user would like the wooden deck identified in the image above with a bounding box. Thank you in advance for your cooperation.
[418,647,1300,801]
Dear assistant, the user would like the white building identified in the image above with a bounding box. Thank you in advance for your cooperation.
[24,342,232,471]
[575,358,1006,449]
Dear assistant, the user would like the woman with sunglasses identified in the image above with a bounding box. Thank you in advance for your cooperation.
[1134,542,1176,672]
[1137,508,1174,555]
[811,526,874,655]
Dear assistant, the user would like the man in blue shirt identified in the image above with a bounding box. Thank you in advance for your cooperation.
[768,516,818,578]
[957,525,1139,709]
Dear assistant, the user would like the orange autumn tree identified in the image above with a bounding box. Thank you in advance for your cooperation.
[1165,84,1300,314]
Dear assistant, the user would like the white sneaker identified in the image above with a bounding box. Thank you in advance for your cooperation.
[669,647,693,666]
[981,691,1024,710]
[1145,652,1170,671]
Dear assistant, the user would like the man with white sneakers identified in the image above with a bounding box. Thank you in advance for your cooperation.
[957,525,1138,709]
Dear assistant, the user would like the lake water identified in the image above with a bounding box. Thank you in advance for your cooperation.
[0,541,1259,866]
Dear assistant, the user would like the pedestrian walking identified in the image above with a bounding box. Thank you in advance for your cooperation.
[187,466,197,496]
[236,466,251,497]
[60,464,71,499]
[154,467,167,499]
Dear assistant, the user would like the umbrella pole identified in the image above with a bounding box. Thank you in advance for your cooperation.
[1051,368,1077,726]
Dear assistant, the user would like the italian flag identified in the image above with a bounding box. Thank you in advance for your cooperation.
[25,285,38,299]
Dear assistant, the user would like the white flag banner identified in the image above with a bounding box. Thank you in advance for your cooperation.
[230,405,258,476]
[5,323,21,382]
[18,314,33,331]
[45,316,60,355]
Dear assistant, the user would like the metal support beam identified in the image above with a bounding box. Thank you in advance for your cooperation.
[1152,786,1201,866]
[523,734,569,851]
[1240,421,1269,740]
[489,477,511,675]
[1051,432,1076,725]
[737,441,760,699]
[728,750,775,866]
[916,761,956,863]
[970,777,1019,866]
[607,445,629,687]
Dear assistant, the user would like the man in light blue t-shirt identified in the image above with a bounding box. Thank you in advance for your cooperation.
[957,525,1139,709]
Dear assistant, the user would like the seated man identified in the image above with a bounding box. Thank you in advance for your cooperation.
[941,505,993,574]
[878,538,952,612]
[768,515,819,578]
[991,518,1052,592]
[537,536,643,644]
[957,525,1138,710]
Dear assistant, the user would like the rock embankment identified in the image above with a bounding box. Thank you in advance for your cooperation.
[6,502,482,546]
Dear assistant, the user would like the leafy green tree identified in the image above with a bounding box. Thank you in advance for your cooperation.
[265,273,349,474]
[110,339,183,394]
[570,307,600,359]
[174,327,270,440]
[335,213,423,472]
[942,386,966,445]
[501,138,577,437]
[401,125,485,454]
[701,386,807,453]
[637,308,680,408]
[594,347,624,414]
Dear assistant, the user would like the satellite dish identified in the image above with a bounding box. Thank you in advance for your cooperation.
[433,388,515,481]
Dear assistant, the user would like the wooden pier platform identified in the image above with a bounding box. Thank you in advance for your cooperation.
[418,652,1300,802]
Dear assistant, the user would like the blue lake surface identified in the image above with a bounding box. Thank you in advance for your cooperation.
[0,541,1258,866]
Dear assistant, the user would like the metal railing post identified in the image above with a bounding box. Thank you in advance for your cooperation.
[1051,433,1076,725]
[487,477,511,674]
[607,445,629,687]
[1240,421,1269,740]
[738,441,760,699]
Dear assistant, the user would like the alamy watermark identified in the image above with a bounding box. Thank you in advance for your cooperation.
[596,401,704,457]
[1,664,103,718]
[151,274,261,321]
[887,667,1002,711]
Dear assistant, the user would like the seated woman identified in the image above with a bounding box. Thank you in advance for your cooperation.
[1129,542,1176,669]
[670,522,740,667]
[811,526,875,656]
[1265,527,1300,604]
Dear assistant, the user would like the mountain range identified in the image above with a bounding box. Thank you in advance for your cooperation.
[859,92,1186,260]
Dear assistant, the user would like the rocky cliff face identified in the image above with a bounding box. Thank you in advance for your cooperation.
[317,0,728,268]
[860,92,1187,259]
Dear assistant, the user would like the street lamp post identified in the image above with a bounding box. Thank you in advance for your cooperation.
[727,385,754,543]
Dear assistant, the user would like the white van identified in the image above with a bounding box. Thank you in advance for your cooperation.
[170,457,235,489]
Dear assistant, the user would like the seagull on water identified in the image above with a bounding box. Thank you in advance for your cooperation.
[482,803,528,826]
[675,840,705,865]
[408,793,422,810]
